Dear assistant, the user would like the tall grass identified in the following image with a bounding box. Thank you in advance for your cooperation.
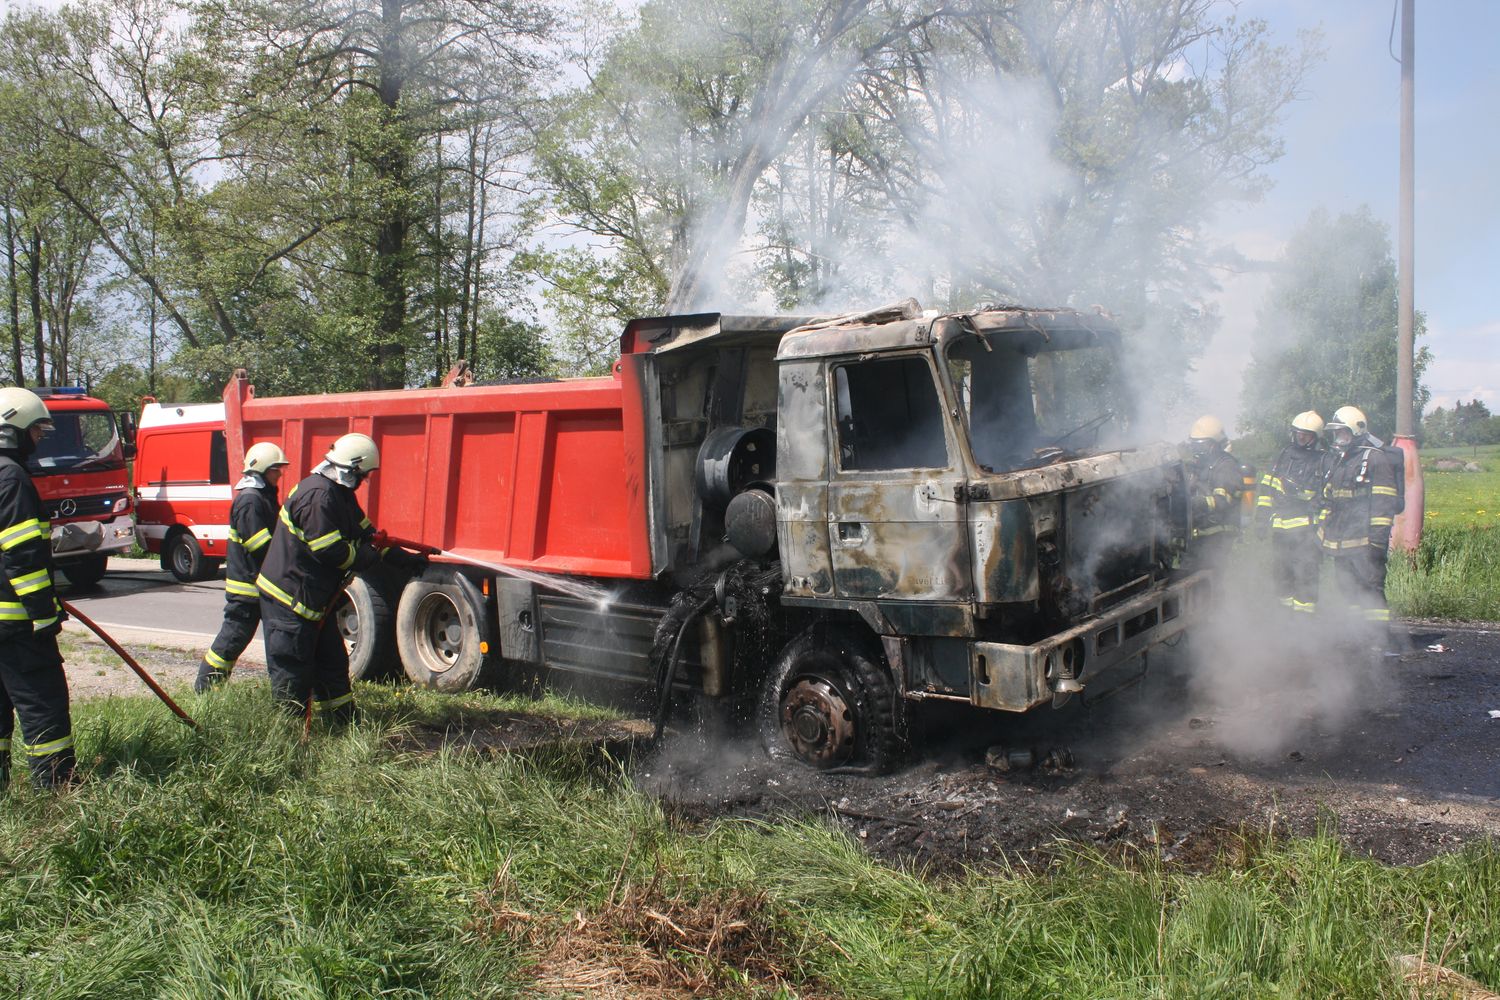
[3,684,1498,998]
[1388,524,1500,621]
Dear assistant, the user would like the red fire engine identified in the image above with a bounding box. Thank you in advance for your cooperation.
[27,387,136,587]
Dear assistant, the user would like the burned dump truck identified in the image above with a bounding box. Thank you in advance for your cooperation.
[217,300,1209,771]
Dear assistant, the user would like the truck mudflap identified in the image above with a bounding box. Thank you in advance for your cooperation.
[969,571,1212,712]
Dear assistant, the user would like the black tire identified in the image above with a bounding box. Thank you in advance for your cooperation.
[334,573,401,682]
[164,530,213,583]
[396,571,487,692]
[60,553,108,589]
[758,628,905,773]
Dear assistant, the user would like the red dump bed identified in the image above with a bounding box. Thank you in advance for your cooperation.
[222,362,655,580]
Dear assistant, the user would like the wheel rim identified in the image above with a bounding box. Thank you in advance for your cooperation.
[335,595,360,656]
[779,672,856,768]
[414,591,465,674]
[170,540,192,577]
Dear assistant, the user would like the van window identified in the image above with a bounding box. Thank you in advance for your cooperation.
[833,357,948,471]
[209,431,230,485]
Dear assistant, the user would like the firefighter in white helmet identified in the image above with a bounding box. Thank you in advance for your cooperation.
[1319,405,1401,636]
[255,433,425,722]
[196,441,289,692]
[1254,411,1333,617]
[0,386,73,789]
[1185,415,1243,565]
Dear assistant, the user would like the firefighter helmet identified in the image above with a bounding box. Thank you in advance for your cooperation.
[326,432,380,473]
[243,441,289,474]
[1326,405,1367,435]
[1189,415,1227,443]
[0,386,54,450]
[1291,411,1324,434]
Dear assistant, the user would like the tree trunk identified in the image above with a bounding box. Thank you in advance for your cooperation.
[4,205,22,385]
[370,0,411,389]
[26,227,44,386]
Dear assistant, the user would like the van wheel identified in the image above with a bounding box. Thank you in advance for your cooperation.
[62,554,108,589]
[397,572,486,692]
[758,630,905,773]
[335,574,400,681]
[164,531,214,583]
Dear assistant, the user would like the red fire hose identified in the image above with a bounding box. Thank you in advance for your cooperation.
[61,600,201,729]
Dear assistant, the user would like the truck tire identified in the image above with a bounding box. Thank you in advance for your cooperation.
[61,553,108,589]
[758,629,905,773]
[396,571,487,692]
[334,574,401,682]
[164,530,218,583]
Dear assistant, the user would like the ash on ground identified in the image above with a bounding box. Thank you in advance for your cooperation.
[638,623,1500,872]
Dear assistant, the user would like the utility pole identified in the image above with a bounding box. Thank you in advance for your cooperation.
[1391,0,1424,552]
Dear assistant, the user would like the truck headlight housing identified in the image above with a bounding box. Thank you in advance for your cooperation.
[112,495,132,514]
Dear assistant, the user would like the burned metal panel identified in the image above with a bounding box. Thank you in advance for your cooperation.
[898,636,973,696]
[1055,468,1173,615]
[967,442,1183,501]
[822,350,971,604]
[776,360,833,599]
[970,570,1211,713]
[536,595,700,684]
[828,478,971,602]
[969,498,1040,604]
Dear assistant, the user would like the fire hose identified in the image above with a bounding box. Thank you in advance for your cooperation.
[60,600,201,730]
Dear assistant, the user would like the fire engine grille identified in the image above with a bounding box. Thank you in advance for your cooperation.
[45,493,125,522]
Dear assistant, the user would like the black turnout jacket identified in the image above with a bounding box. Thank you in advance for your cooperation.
[0,452,61,636]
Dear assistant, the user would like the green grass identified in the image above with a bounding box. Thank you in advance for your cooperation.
[4,686,1499,998]
[1388,524,1500,621]
[1420,443,1500,529]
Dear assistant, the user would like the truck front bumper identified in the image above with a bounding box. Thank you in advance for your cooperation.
[969,571,1212,712]
[51,515,136,561]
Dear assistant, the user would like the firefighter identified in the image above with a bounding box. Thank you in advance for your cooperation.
[1319,405,1400,632]
[255,433,424,722]
[1255,411,1331,616]
[195,442,289,693]
[0,386,73,790]
[1185,415,1243,565]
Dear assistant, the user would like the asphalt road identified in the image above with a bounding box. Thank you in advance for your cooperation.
[59,556,262,664]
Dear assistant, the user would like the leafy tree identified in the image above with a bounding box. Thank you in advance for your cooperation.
[1239,207,1431,440]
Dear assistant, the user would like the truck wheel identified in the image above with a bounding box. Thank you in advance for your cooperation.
[759,630,905,773]
[164,531,212,583]
[61,554,108,589]
[334,574,401,682]
[396,573,486,692]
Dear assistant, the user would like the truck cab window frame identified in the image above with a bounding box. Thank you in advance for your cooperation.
[831,355,952,473]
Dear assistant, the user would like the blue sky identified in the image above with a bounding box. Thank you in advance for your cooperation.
[1197,0,1499,427]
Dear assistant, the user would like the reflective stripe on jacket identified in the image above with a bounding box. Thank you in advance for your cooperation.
[1319,440,1400,552]
[1255,443,1331,533]
[0,454,61,634]
[225,478,279,602]
[256,474,377,620]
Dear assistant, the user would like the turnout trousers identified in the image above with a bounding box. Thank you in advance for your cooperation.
[1331,547,1390,624]
[0,631,74,789]
[1270,531,1322,615]
[258,597,354,723]
[197,599,262,692]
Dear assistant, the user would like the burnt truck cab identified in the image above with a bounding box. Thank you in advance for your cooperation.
[623,301,1208,769]
[772,304,1209,716]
